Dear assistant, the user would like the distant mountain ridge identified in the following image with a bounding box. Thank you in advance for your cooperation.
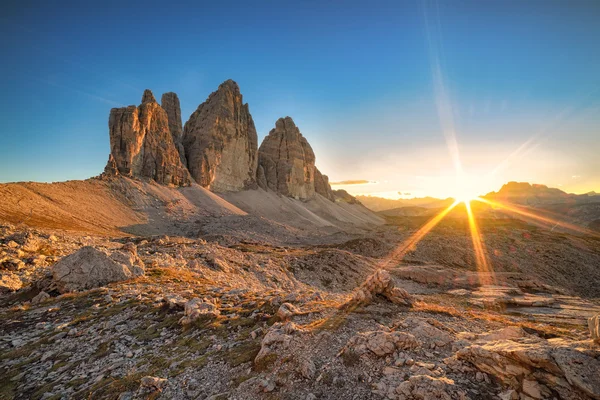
[484,181,600,206]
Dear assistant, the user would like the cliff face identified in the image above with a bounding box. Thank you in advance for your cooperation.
[182,80,258,192]
[314,167,335,201]
[160,92,186,165]
[104,90,191,186]
[257,117,317,201]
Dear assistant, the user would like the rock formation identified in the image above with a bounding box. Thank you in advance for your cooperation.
[105,90,191,186]
[102,81,341,200]
[161,92,186,165]
[314,167,335,201]
[257,117,317,200]
[182,80,258,192]
[51,245,144,293]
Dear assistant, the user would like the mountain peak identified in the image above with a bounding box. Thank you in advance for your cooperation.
[141,89,157,104]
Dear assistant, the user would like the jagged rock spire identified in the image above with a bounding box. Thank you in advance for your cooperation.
[104,89,191,186]
[257,117,316,200]
[182,79,258,192]
[161,92,186,165]
[141,89,156,104]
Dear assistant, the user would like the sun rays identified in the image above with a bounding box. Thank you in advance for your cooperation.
[475,197,600,238]
[465,200,495,285]
[381,200,460,269]
[378,197,495,285]
[369,0,600,288]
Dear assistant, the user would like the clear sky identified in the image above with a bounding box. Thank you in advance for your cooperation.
[1,0,599,198]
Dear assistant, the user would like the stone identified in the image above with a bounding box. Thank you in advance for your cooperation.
[589,315,600,345]
[31,291,50,305]
[399,317,453,348]
[345,330,419,357]
[257,117,316,200]
[52,246,145,293]
[521,379,543,399]
[161,92,186,165]
[255,322,301,364]
[0,272,22,293]
[476,326,526,342]
[395,375,457,400]
[105,89,191,186]
[276,302,299,321]
[182,79,258,191]
[179,298,220,325]
[345,269,413,307]
[300,358,316,379]
[139,376,167,392]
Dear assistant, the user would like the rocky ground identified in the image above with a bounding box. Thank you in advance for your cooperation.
[1,215,599,400]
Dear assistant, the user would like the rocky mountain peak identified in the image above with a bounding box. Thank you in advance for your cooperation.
[104,90,191,186]
[257,116,318,200]
[141,89,157,104]
[182,79,258,192]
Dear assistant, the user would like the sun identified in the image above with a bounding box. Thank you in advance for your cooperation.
[454,190,478,204]
[452,176,481,204]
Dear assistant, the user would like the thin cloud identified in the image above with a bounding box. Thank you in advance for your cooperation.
[38,79,125,107]
[330,180,376,186]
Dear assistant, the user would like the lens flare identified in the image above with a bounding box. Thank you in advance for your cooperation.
[465,201,495,286]
[381,200,460,269]
[475,198,599,238]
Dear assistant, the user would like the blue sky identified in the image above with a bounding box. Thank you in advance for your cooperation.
[1,0,599,197]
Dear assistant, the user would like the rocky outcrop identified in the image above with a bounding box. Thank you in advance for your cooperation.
[257,117,317,200]
[344,269,413,307]
[333,189,361,204]
[182,80,258,192]
[314,167,335,201]
[457,336,600,399]
[51,245,144,293]
[161,92,186,165]
[105,90,191,186]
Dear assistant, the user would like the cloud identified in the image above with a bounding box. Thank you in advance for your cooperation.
[330,180,375,186]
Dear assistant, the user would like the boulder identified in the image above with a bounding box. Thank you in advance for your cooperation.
[345,330,419,357]
[182,80,258,191]
[257,117,316,200]
[345,269,413,307]
[276,302,299,321]
[138,376,168,394]
[255,322,302,365]
[52,246,144,293]
[179,298,220,325]
[31,291,50,305]
[105,89,191,186]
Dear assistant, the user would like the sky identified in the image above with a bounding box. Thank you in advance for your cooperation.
[1,0,599,199]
